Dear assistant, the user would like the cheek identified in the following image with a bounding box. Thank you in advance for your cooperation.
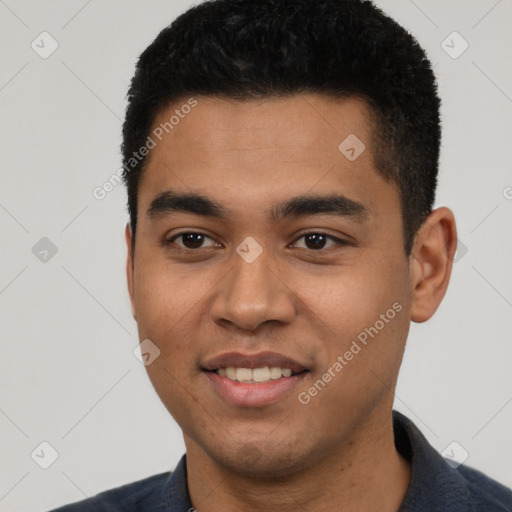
[309,258,405,323]
[133,262,196,323]
[131,273,191,372]
[306,257,410,375]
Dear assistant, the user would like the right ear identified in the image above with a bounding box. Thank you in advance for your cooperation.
[125,223,136,320]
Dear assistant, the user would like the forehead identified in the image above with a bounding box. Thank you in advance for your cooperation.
[147,94,374,163]
[137,94,398,223]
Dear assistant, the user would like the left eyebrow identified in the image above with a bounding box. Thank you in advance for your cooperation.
[270,194,371,223]
[146,189,372,223]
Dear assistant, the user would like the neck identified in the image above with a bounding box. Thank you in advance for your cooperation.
[185,410,411,512]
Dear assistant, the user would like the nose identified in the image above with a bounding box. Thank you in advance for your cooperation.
[210,246,296,331]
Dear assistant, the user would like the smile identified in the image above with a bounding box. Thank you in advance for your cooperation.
[216,366,296,383]
[202,351,310,407]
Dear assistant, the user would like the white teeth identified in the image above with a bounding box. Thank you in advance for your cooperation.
[252,367,270,382]
[236,368,252,381]
[269,366,282,379]
[218,366,296,383]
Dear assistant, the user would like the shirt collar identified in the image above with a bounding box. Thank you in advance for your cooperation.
[393,410,474,511]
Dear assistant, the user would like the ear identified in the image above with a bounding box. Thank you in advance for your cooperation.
[125,223,137,320]
[409,207,458,323]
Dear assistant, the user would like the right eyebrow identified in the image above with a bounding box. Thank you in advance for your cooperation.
[147,190,228,220]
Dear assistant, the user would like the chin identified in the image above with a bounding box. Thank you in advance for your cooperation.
[203,438,314,479]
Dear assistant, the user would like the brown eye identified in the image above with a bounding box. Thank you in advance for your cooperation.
[292,233,346,251]
[164,232,218,250]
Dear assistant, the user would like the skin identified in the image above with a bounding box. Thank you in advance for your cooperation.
[125,94,458,511]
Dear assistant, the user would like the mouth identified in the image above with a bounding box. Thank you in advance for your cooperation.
[206,366,307,383]
[202,351,310,407]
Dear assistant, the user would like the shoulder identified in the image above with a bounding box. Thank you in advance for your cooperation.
[455,464,512,511]
[393,411,512,512]
[47,471,172,511]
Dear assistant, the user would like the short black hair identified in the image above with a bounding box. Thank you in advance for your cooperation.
[122,0,441,256]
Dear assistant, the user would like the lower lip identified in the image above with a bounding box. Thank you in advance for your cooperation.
[204,371,307,407]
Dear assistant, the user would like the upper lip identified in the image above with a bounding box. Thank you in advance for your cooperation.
[202,351,308,373]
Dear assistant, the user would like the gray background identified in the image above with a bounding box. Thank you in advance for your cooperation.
[0,0,511,510]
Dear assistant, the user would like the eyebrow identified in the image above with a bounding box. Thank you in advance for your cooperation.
[147,190,371,223]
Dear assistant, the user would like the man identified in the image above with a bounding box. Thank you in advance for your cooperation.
[50,0,512,510]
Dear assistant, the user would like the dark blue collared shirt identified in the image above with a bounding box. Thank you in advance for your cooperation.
[49,411,512,511]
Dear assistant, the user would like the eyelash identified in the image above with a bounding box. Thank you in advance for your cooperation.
[163,231,349,253]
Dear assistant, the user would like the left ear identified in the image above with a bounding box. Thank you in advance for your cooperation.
[409,207,458,323]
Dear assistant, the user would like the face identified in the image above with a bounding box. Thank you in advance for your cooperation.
[126,94,416,477]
